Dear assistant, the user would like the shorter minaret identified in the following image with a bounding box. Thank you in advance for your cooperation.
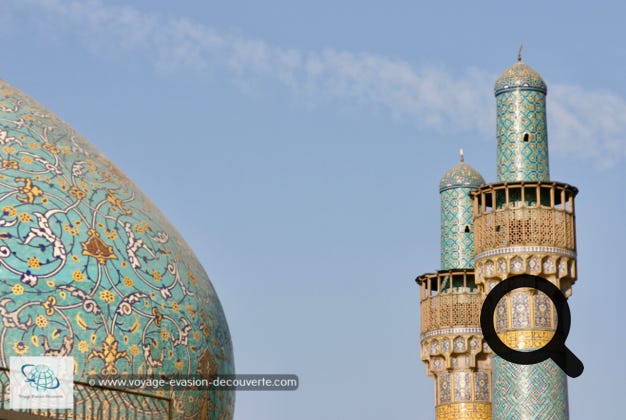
[416,151,492,420]
[439,148,483,270]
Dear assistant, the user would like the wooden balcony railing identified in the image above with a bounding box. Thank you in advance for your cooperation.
[471,182,577,256]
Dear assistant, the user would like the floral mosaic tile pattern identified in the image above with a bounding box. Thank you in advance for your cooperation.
[0,80,234,418]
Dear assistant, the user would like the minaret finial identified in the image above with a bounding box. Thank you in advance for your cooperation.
[460,147,464,162]
[518,44,523,62]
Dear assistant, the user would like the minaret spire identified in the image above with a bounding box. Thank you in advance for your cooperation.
[518,44,523,62]
[494,54,549,181]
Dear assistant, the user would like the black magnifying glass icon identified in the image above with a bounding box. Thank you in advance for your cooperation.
[480,274,584,378]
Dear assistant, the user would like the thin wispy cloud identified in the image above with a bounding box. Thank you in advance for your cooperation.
[8,0,626,167]
[550,86,626,167]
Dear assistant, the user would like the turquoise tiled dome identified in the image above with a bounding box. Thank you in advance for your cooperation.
[0,80,234,418]
[494,61,547,95]
[439,161,485,192]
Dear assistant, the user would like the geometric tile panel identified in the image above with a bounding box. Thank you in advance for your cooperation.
[454,371,471,401]
[440,187,477,270]
[495,296,508,331]
[474,371,490,401]
[439,371,452,404]
[492,356,569,419]
[496,89,550,182]
[510,291,531,329]
[534,292,555,328]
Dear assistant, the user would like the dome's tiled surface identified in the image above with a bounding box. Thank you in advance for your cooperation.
[0,80,234,418]
[494,61,547,95]
[439,162,485,192]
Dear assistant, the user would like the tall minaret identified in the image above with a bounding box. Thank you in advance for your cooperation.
[472,56,578,419]
[416,151,492,420]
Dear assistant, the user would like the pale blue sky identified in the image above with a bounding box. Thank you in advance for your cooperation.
[1,1,624,419]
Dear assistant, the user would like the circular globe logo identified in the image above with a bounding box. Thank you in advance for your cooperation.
[21,364,61,391]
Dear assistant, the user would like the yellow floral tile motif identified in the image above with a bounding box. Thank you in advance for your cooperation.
[2,206,16,217]
[78,340,89,353]
[12,284,24,295]
[81,229,117,264]
[13,341,28,355]
[35,314,48,328]
[15,177,44,203]
[129,344,140,356]
[99,290,115,304]
[43,296,56,315]
[2,159,19,169]
[27,256,40,269]
[88,334,131,375]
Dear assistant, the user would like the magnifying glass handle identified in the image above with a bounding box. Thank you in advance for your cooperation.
[551,346,584,378]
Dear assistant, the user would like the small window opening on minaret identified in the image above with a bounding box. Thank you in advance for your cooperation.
[523,133,530,142]
[464,225,471,233]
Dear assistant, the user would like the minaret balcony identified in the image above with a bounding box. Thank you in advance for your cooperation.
[471,181,578,294]
[416,270,491,375]
[418,270,483,336]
